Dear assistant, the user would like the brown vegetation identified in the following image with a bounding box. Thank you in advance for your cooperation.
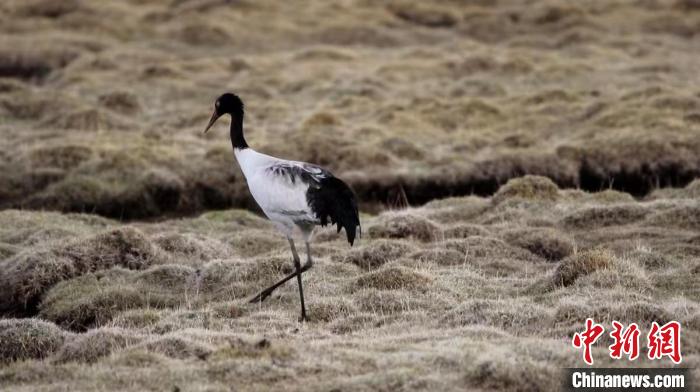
[1,0,699,390]
[0,0,699,218]
[0,177,697,389]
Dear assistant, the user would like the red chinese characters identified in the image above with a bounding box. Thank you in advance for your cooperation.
[647,321,682,364]
[609,321,640,360]
[572,319,682,365]
[572,318,605,365]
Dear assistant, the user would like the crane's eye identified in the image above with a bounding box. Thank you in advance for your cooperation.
[215,101,220,108]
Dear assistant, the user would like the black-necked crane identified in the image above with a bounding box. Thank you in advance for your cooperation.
[204,93,361,322]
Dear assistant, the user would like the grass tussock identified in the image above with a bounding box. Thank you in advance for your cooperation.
[647,205,700,230]
[0,226,164,315]
[388,2,458,28]
[54,327,142,364]
[409,248,465,266]
[339,239,416,270]
[353,266,431,291]
[0,319,68,363]
[562,205,648,228]
[137,336,212,360]
[464,347,560,392]
[492,176,560,206]
[503,228,574,261]
[0,44,78,80]
[553,249,614,287]
[368,211,442,242]
[443,299,553,332]
[38,272,146,331]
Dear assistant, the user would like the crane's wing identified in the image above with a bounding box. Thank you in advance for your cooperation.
[264,161,361,245]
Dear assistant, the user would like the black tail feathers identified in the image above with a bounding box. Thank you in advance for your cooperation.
[307,177,360,245]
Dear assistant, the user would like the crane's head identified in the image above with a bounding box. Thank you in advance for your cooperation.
[204,93,244,133]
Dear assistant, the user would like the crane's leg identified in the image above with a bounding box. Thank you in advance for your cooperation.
[249,238,314,306]
[290,238,308,321]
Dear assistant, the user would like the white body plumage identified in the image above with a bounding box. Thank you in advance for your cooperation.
[235,148,321,239]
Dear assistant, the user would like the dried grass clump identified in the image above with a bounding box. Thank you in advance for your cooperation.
[388,2,458,28]
[380,137,425,160]
[354,289,429,314]
[41,107,128,131]
[306,297,356,323]
[196,259,250,300]
[109,308,164,330]
[593,301,672,325]
[368,212,441,242]
[443,224,491,239]
[54,327,142,363]
[107,349,165,368]
[22,151,207,219]
[409,248,465,266]
[199,209,271,228]
[0,45,79,80]
[587,189,635,204]
[339,240,416,270]
[209,338,294,361]
[14,0,83,18]
[647,205,700,230]
[553,249,614,287]
[561,189,635,204]
[329,313,377,334]
[464,349,559,391]
[492,176,560,206]
[174,22,231,46]
[553,300,593,327]
[562,204,648,228]
[353,266,431,291]
[575,256,650,291]
[442,236,537,263]
[423,196,490,224]
[317,24,399,47]
[28,144,92,170]
[0,319,67,363]
[152,310,227,334]
[0,227,163,315]
[138,336,212,360]
[98,91,141,114]
[231,230,286,257]
[38,272,146,331]
[628,248,671,269]
[503,228,574,261]
[442,299,552,331]
[135,264,195,288]
[153,233,229,262]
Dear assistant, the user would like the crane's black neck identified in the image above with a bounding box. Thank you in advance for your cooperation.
[230,114,248,150]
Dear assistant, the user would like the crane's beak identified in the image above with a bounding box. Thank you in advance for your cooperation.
[203,110,221,134]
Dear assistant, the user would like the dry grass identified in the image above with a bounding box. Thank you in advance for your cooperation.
[553,249,615,287]
[0,0,698,217]
[0,178,697,390]
[492,176,561,206]
[368,211,442,242]
[0,319,68,363]
[1,0,700,390]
